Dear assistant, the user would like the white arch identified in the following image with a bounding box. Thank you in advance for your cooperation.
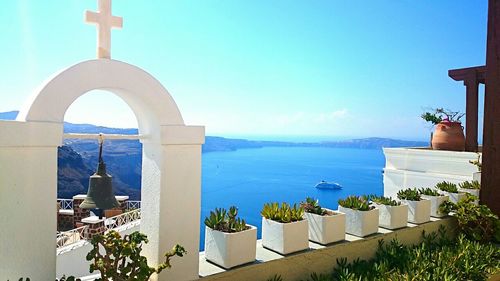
[17,59,184,141]
[1,59,203,281]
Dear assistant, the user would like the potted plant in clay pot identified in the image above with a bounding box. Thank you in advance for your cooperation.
[397,188,431,224]
[261,202,308,255]
[368,195,408,230]
[469,153,482,183]
[204,206,257,269]
[338,195,379,237]
[300,197,345,245]
[418,188,449,218]
[422,108,465,151]
[435,181,466,204]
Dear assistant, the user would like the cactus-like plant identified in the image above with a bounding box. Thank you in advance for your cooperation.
[418,188,443,197]
[86,230,186,281]
[300,197,329,216]
[397,188,422,201]
[369,195,401,206]
[261,202,304,223]
[458,180,481,190]
[338,196,372,211]
[204,206,248,233]
[436,181,459,193]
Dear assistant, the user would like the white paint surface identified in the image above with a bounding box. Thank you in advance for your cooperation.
[373,204,408,230]
[204,225,257,269]
[338,207,379,237]
[261,218,309,255]
[304,209,345,245]
[401,199,431,224]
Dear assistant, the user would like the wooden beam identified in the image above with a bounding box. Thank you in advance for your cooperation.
[481,0,500,216]
[448,65,486,84]
[465,77,479,152]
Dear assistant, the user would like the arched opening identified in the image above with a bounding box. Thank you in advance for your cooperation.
[2,59,204,281]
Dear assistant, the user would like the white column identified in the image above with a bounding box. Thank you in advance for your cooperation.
[0,121,63,280]
[141,125,204,281]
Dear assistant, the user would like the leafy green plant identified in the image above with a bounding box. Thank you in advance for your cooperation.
[422,108,465,124]
[436,181,459,193]
[418,187,443,196]
[266,275,284,281]
[396,188,421,201]
[440,195,500,243]
[86,230,186,281]
[338,196,373,211]
[368,195,401,206]
[300,197,330,216]
[458,180,481,190]
[469,153,482,172]
[204,206,249,233]
[261,202,304,223]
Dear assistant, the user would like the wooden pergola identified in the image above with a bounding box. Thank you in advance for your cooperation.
[450,1,500,215]
[448,65,485,152]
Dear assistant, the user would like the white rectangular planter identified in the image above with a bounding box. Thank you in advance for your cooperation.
[441,191,467,204]
[338,206,379,237]
[204,225,257,269]
[372,203,408,230]
[261,218,309,255]
[421,195,449,218]
[401,199,431,224]
[473,172,481,183]
[304,209,345,245]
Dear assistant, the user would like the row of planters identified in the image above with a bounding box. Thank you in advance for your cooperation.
[203,180,480,270]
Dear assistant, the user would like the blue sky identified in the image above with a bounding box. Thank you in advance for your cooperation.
[0,1,488,140]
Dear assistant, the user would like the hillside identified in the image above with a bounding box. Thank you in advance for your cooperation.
[1,111,427,200]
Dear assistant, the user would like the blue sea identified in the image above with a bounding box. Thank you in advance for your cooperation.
[199,146,385,250]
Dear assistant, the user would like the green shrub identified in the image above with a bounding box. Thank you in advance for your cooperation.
[86,230,186,281]
[338,196,372,211]
[418,187,443,196]
[296,228,500,281]
[440,195,500,243]
[458,180,481,190]
[397,188,421,201]
[204,206,248,233]
[301,197,329,216]
[368,195,400,206]
[436,181,459,193]
[261,202,304,223]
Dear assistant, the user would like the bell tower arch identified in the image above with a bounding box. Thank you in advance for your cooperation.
[0,59,204,280]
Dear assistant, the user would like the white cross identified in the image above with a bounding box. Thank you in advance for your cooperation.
[85,0,123,59]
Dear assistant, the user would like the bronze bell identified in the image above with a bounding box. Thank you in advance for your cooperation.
[80,138,120,210]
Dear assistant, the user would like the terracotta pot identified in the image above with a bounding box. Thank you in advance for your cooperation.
[431,121,465,151]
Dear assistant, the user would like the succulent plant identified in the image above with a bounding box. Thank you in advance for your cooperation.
[300,197,329,216]
[436,181,459,193]
[369,195,401,206]
[261,202,304,223]
[204,206,248,233]
[469,153,482,172]
[338,195,373,211]
[458,180,481,190]
[397,188,422,201]
[418,188,443,197]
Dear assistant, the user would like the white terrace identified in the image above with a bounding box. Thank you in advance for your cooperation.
[0,0,494,280]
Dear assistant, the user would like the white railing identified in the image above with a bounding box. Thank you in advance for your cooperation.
[105,209,141,231]
[56,226,88,249]
[125,200,141,210]
[57,199,74,210]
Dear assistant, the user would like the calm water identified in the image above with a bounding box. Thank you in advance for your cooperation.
[199,147,385,250]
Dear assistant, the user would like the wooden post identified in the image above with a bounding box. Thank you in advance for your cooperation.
[481,0,500,216]
[464,76,479,152]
